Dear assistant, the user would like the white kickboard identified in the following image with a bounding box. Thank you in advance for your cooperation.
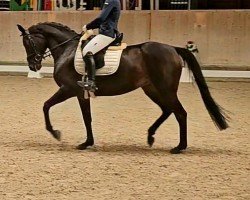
[27,70,43,78]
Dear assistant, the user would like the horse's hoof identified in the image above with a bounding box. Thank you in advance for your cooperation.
[76,143,88,150]
[52,130,61,141]
[76,141,94,150]
[147,136,155,147]
[170,146,186,154]
[170,147,183,154]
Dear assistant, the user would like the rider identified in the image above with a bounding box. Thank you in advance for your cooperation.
[77,0,121,92]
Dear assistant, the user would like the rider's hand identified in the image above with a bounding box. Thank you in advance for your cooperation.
[82,25,87,33]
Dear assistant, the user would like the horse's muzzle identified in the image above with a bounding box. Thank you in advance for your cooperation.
[29,63,42,72]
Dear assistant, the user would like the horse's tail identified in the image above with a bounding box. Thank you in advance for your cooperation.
[175,47,229,130]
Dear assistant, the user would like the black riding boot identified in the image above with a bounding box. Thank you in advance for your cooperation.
[77,52,98,92]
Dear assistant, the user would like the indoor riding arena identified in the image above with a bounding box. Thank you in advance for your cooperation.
[0,1,249,200]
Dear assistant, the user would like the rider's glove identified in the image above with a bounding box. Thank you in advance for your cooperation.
[82,25,87,33]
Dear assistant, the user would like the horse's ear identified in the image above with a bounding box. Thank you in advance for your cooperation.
[17,24,27,36]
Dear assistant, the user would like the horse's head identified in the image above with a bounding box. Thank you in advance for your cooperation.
[17,24,47,72]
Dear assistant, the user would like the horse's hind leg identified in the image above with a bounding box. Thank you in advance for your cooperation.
[148,111,171,147]
[43,86,75,140]
[155,87,187,154]
[144,84,187,154]
[153,93,187,154]
[142,85,172,147]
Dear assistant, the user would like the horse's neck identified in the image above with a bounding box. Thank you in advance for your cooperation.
[41,27,76,61]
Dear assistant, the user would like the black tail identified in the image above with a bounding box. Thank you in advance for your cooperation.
[175,47,229,130]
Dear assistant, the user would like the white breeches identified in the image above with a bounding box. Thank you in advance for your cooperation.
[82,34,115,56]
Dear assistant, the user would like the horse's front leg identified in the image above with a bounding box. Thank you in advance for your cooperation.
[76,96,94,150]
[43,86,75,140]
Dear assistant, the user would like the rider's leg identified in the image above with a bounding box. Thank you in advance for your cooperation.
[77,34,115,91]
[77,51,97,91]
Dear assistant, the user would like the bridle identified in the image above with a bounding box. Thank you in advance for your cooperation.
[23,30,79,64]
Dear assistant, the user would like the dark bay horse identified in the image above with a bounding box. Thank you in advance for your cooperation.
[17,22,228,154]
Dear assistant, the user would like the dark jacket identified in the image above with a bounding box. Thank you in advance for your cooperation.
[86,0,121,38]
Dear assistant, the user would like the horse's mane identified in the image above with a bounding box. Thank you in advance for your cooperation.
[28,22,78,35]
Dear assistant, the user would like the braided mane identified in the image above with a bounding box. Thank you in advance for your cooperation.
[28,22,78,35]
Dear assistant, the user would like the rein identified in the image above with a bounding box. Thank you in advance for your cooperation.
[24,31,79,62]
[43,35,80,58]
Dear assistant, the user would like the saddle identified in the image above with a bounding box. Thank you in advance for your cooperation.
[74,31,127,76]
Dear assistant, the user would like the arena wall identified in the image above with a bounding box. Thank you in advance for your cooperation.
[0,10,249,69]
[151,10,250,69]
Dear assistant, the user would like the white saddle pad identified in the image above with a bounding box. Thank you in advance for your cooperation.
[74,43,127,76]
